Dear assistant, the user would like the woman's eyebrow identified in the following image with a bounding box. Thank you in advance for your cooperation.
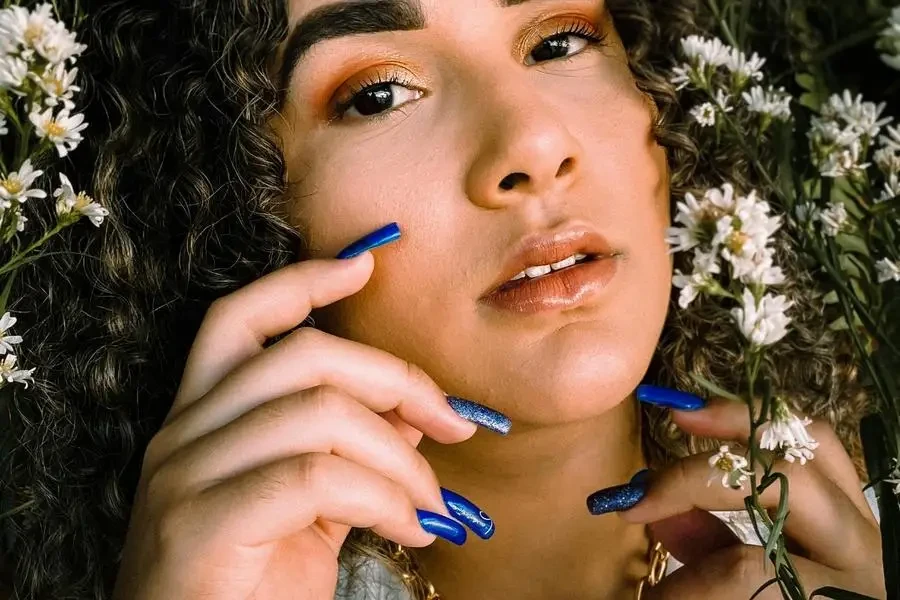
[278,0,538,89]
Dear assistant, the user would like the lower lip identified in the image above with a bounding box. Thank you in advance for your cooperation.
[480,257,620,314]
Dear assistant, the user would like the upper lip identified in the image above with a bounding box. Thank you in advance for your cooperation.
[481,223,619,298]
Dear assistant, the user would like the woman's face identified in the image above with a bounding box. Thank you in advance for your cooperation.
[272,0,672,427]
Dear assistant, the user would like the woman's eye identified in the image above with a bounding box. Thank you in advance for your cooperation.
[335,82,423,121]
[525,33,592,65]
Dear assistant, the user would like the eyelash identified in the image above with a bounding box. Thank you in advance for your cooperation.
[330,21,609,124]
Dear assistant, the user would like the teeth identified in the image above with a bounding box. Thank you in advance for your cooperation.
[550,256,576,270]
[507,253,591,283]
[524,264,552,278]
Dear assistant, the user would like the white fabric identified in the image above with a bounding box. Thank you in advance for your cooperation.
[335,483,883,598]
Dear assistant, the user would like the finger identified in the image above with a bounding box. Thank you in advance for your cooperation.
[620,450,880,570]
[167,326,477,447]
[643,544,881,600]
[150,386,446,518]
[670,396,870,518]
[170,252,375,419]
[183,453,442,550]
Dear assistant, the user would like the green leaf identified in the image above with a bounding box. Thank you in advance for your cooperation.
[689,373,743,403]
[835,233,871,258]
[795,73,817,92]
[871,194,900,215]
[822,290,839,304]
[838,254,863,279]
[828,316,849,331]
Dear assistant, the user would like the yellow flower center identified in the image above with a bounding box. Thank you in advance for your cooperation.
[1,178,23,195]
[726,231,750,253]
[46,121,66,138]
[73,192,93,210]
[715,456,735,472]
[24,24,43,45]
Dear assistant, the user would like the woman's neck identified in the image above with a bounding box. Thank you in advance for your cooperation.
[416,395,650,600]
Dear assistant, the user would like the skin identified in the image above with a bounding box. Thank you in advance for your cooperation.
[275,0,670,596]
[110,0,884,598]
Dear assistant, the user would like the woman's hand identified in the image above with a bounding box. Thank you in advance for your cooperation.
[621,397,885,600]
[112,251,487,600]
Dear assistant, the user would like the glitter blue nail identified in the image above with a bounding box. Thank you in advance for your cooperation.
[441,488,495,540]
[636,384,706,411]
[586,470,651,516]
[336,222,402,259]
[417,509,467,545]
[446,396,511,435]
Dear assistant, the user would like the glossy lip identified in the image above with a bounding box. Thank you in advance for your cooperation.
[480,223,620,299]
[480,256,621,314]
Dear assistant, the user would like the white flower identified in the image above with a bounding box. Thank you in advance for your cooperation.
[879,174,900,204]
[821,90,892,140]
[741,85,792,121]
[0,159,47,205]
[15,212,27,232]
[672,248,722,308]
[759,401,819,465]
[0,115,7,137]
[0,4,85,65]
[30,63,80,108]
[681,35,731,69]
[54,173,109,227]
[33,19,86,65]
[731,287,793,348]
[880,124,900,153]
[29,106,87,157]
[876,257,900,283]
[731,247,786,286]
[0,353,35,389]
[874,147,900,176]
[666,184,741,253]
[0,55,29,92]
[714,88,733,112]
[819,201,849,236]
[690,102,717,127]
[885,459,900,497]
[670,64,693,91]
[714,191,783,271]
[724,48,766,85]
[817,140,871,179]
[0,312,23,355]
[878,7,900,71]
[708,445,752,490]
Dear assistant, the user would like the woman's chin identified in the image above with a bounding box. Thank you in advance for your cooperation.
[489,365,646,428]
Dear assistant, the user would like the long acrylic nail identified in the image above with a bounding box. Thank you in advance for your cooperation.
[417,509,467,545]
[441,488,495,540]
[446,396,511,435]
[636,384,705,411]
[586,469,651,516]
[336,222,402,259]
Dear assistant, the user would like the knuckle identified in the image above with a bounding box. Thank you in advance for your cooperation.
[307,386,356,422]
[155,497,201,550]
[403,360,435,393]
[294,453,330,493]
[289,326,325,352]
[141,430,171,475]
[144,461,180,501]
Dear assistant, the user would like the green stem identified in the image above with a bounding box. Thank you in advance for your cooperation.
[0,223,66,277]
[705,0,740,48]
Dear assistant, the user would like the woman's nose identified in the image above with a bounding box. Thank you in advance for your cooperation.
[464,95,583,210]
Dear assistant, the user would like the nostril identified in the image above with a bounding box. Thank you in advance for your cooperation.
[557,157,574,178]
[499,172,529,191]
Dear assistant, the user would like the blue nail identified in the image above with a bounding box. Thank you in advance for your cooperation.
[441,488,495,540]
[417,509,467,545]
[446,396,511,435]
[636,384,705,411]
[336,222,402,259]
[586,470,651,516]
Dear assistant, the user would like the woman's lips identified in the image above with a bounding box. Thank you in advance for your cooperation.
[479,256,620,314]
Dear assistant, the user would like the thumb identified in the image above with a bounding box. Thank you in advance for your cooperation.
[646,508,742,565]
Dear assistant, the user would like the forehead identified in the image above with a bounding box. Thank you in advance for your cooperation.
[284,0,536,27]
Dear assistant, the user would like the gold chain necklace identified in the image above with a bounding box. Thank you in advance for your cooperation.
[388,536,670,600]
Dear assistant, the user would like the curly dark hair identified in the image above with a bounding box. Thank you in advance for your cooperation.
[0,0,873,598]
